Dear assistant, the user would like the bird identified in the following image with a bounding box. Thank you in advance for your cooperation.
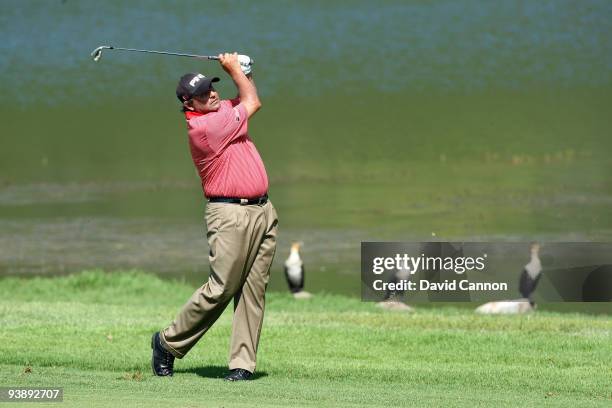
[384,265,412,301]
[519,242,542,306]
[376,264,414,312]
[475,242,542,315]
[284,241,312,299]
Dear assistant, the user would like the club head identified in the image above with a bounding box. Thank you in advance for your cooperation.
[91,45,112,62]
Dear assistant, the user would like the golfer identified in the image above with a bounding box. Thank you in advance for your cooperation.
[151,52,278,382]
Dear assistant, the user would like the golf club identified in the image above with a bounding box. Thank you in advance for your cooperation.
[91,45,222,62]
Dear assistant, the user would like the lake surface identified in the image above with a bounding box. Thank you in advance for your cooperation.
[1,1,610,313]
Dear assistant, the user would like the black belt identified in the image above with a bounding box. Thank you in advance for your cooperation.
[208,194,268,205]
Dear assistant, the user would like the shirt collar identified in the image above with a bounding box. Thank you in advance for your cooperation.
[184,110,204,120]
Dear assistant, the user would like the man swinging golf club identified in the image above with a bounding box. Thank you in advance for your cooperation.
[151,52,278,382]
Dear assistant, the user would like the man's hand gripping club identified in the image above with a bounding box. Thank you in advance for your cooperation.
[219,52,260,118]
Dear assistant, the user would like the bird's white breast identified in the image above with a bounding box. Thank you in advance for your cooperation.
[524,256,542,280]
[285,252,303,282]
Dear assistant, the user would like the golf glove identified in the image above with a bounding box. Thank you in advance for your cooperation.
[238,54,253,76]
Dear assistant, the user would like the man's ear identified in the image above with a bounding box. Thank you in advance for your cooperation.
[183,100,194,111]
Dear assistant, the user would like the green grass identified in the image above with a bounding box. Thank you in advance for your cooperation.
[0,271,610,407]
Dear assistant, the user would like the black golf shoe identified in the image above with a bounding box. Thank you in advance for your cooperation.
[151,332,175,376]
[224,368,253,381]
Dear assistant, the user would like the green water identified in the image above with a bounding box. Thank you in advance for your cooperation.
[0,1,610,312]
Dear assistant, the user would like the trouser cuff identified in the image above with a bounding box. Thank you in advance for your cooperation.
[160,329,185,359]
[229,357,256,373]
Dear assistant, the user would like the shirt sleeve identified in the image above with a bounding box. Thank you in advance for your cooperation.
[204,100,249,154]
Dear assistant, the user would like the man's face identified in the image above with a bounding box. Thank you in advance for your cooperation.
[188,87,220,113]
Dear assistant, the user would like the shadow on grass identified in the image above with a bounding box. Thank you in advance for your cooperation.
[176,365,268,380]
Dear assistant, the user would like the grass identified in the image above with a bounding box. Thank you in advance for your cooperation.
[0,270,610,407]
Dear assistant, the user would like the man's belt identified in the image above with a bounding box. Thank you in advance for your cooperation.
[208,194,268,205]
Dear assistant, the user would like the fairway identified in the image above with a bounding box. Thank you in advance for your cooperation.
[0,271,609,407]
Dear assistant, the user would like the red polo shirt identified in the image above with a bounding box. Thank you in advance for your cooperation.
[185,99,269,199]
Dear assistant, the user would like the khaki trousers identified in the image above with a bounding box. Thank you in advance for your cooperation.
[160,200,278,373]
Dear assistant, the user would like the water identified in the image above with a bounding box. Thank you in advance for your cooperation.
[1,0,611,101]
[1,1,611,313]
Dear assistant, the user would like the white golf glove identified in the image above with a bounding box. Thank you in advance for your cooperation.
[238,54,253,75]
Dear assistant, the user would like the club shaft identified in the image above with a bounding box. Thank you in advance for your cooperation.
[110,47,219,60]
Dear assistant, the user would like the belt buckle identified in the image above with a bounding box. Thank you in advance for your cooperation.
[240,198,248,205]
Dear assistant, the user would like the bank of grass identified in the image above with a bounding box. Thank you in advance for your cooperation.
[0,271,610,407]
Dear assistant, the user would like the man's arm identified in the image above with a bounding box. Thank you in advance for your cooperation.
[219,53,261,118]
[233,73,255,102]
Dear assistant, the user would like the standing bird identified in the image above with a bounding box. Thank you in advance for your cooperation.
[518,242,542,306]
[376,265,414,312]
[284,242,312,299]
[383,266,411,301]
[475,242,542,315]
